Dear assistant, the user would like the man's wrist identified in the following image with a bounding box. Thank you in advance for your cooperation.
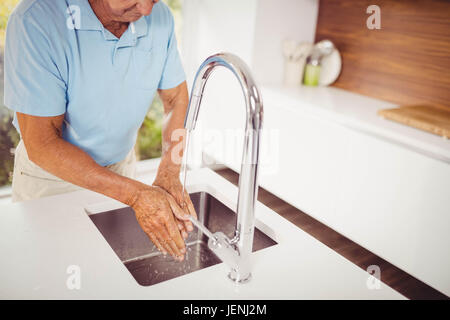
[158,152,181,177]
[122,179,152,208]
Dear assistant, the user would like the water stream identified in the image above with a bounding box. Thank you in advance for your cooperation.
[180,129,191,201]
[180,130,218,243]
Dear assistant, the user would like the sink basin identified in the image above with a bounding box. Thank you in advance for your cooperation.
[89,192,277,286]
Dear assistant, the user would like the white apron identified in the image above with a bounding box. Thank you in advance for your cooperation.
[11,140,137,202]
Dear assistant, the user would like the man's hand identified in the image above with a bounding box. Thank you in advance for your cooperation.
[153,170,197,240]
[155,81,198,240]
[131,186,187,261]
[16,113,190,261]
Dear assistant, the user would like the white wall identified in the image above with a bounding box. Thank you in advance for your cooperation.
[182,0,319,87]
[252,0,318,85]
[182,0,258,88]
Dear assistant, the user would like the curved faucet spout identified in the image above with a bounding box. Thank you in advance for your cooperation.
[184,53,263,283]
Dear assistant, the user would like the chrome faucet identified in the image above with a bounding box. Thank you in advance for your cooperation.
[184,53,263,283]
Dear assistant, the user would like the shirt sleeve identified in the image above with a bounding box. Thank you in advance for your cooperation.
[157,5,186,90]
[4,12,67,116]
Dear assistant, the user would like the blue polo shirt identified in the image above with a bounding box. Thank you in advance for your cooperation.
[4,0,185,166]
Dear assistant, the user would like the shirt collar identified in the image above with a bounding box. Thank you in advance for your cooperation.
[66,0,148,39]
[133,15,148,39]
[66,0,103,31]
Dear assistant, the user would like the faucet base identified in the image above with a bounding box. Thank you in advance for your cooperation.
[228,270,252,284]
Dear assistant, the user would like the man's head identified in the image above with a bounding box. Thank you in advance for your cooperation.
[102,0,160,22]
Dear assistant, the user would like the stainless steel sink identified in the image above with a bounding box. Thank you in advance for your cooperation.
[89,192,277,286]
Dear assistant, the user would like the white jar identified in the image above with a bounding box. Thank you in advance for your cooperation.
[283,58,306,86]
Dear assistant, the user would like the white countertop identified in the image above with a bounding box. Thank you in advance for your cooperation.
[198,82,450,296]
[262,85,450,163]
[0,167,405,299]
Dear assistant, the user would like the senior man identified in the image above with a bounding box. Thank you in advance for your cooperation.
[4,0,196,261]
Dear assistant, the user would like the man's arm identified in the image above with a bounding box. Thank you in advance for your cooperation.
[16,112,186,260]
[153,81,197,234]
[18,113,139,204]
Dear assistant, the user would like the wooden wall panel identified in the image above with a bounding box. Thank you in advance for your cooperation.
[315,0,450,110]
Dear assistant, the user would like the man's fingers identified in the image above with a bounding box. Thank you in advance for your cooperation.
[141,222,172,256]
[184,190,198,220]
[163,215,186,257]
[177,220,188,239]
[166,192,190,220]
[147,232,167,255]
[136,217,170,255]
[145,216,178,258]
[133,187,188,262]
[166,222,186,255]
[168,238,183,261]
[155,194,185,259]
[157,187,196,229]
[151,225,175,257]
[155,229,177,257]
[187,201,197,220]
[181,191,197,232]
[164,189,195,235]
[170,198,193,233]
[159,227,184,261]
[160,238,176,257]
[164,194,189,249]
[183,218,193,233]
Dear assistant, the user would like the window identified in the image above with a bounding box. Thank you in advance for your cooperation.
[0,0,20,187]
[0,0,183,187]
